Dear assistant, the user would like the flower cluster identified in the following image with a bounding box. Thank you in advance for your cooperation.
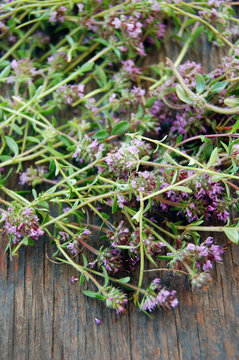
[107,224,165,270]
[49,6,67,23]
[7,58,40,84]
[107,220,131,246]
[0,205,44,246]
[105,138,151,178]
[54,84,85,107]
[141,278,179,312]
[73,135,104,164]
[104,286,128,315]
[19,166,47,186]
[169,237,224,288]
[131,171,157,195]
[89,247,123,274]
[158,170,230,223]
[67,229,92,255]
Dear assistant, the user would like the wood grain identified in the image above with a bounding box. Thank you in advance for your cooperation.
[1,32,239,360]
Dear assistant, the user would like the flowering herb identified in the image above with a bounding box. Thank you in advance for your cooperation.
[0,0,238,316]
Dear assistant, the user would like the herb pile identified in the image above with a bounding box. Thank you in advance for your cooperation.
[0,0,239,315]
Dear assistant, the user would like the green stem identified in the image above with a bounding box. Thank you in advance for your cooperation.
[137,192,145,292]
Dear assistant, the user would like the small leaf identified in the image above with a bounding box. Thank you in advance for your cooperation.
[11,124,23,135]
[26,136,40,143]
[165,152,178,166]
[175,84,193,104]
[223,228,239,244]
[82,290,100,298]
[170,222,178,236]
[59,135,74,147]
[211,80,228,93]
[190,25,204,42]
[79,273,85,285]
[113,244,139,249]
[207,147,218,167]
[232,120,239,133]
[79,61,94,74]
[117,277,131,284]
[173,186,192,193]
[82,253,88,267]
[195,73,205,94]
[224,97,239,108]
[112,193,118,214]
[176,134,183,145]
[145,250,158,266]
[32,188,37,199]
[112,121,129,135]
[93,130,109,140]
[102,266,109,287]
[132,210,141,222]
[5,136,19,156]
[0,65,11,79]
[145,97,156,108]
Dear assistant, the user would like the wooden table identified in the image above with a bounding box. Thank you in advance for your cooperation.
[1,37,239,360]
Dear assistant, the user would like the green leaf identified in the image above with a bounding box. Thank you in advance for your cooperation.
[79,61,94,74]
[112,121,129,135]
[79,273,85,285]
[223,228,239,244]
[224,97,239,108]
[95,293,105,300]
[211,80,228,93]
[190,25,204,42]
[0,65,11,79]
[26,136,40,143]
[157,255,174,260]
[145,97,156,108]
[11,124,23,135]
[21,237,34,246]
[173,186,192,193]
[102,266,109,287]
[0,155,11,162]
[94,38,109,46]
[113,244,139,250]
[169,222,178,236]
[117,277,131,284]
[175,84,193,104]
[82,290,100,298]
[5,136,19,156]
[232,120,239,133]
[82,253,88,267]
[207,147,218,167]
[195,73,205,94]
[132,210,141,222]
[165,152,178,166]
[95,65,107,86]
[32,188,37,199]
[176,134,183,145]
[93,130,109,140]
[145,250,158,266]
[112,193,118,214]
[59,135,74,147]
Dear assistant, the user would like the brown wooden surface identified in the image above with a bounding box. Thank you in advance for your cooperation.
[1,35,239,360]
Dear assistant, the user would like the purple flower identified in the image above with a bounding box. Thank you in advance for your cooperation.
[203,260,213,271]
[71,276,78,283]
[95,318,101,325]
[112,17,121,29]
[67,242,78,254]
[83,228,92,236]
[117,194,125,209]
